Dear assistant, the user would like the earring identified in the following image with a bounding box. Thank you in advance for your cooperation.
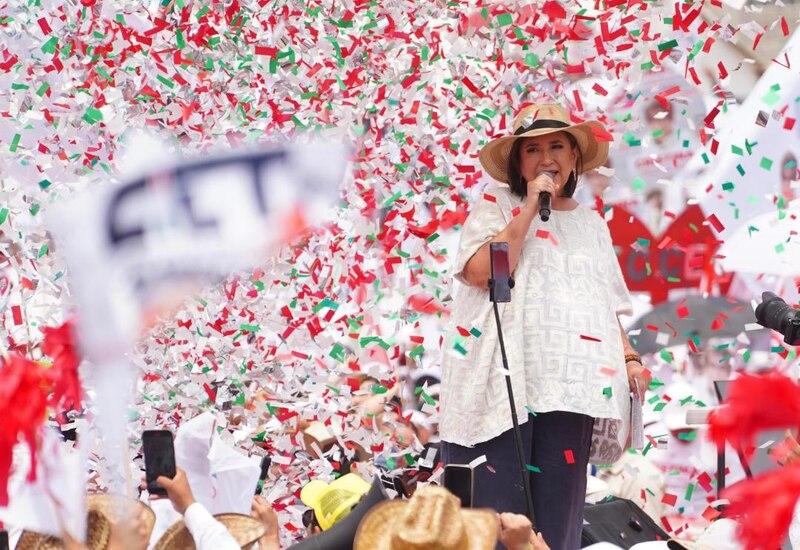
[572,168,577,181]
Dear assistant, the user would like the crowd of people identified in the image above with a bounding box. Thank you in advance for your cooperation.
[6,99,789,550]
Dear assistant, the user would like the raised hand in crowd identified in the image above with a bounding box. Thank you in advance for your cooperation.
[252,494,281,550]
[498,512,550,550]
[155,467,196,514]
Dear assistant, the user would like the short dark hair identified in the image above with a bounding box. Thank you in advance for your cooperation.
[507,133,582,199]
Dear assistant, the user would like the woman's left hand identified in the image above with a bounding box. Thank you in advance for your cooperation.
[626,360,651,402]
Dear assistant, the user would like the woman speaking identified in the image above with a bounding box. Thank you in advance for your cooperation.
[439,102,650,550]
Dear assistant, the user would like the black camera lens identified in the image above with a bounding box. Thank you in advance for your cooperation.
[755,292,800,345]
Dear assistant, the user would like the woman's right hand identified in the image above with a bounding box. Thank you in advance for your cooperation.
[525,173,558,207]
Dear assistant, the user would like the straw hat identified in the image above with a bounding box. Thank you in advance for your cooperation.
[478,102,611,184]
[354,485,498,550]
[16,495,156,550]
[153,513,265,550]
[300,473,372,531]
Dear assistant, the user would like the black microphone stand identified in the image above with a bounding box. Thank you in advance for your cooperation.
[488,243,536,528]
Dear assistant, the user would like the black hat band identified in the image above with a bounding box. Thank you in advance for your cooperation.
[513,119,570,136]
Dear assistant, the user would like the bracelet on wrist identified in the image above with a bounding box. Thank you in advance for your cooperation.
[624,353,642,364]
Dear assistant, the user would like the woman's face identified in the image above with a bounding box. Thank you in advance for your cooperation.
[517,132,578,192]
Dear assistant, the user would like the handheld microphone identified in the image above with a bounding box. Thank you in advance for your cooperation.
[537,171,556,222]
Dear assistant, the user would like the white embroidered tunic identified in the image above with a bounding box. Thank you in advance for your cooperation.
[439,185,633,447]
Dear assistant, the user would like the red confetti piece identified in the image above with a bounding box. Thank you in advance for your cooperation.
[483,193,497,203]
[589,124,614,143]
[535,229,550,239]
[701,505,721,522]
[564,449,575,464]
[697,472,713,493]
[591,82,608,96]
[599,367,617,376]
[706,214,724,232]
[661,493,677,506]
[11,305,22,325]
[580,334,602,342]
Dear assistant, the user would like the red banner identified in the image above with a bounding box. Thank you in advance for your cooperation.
[606,204,733,304]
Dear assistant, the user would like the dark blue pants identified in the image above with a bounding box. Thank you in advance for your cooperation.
[441,411,594,550]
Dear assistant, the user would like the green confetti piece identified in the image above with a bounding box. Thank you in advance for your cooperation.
[657,39,679,52]
[38,179,51,189]
[667,276,681,283]
[636,237,651,247]
[29,204,40,216]
[36,82,50,96]
[524,53,540,67]
[9,133,20,152]
[731,145,743,156]
[525,406,538,417]
[602,386,613,397]
[762,85,781,106]
[409,345,424,359]
[631,177,646,191]
[776,243,785,254]
[653,401,667,412]
[687,39,703,61]
[329,342,345,362]
[0,208,7,224]
[156,75,175,89]
[649,378,664,389]
[240,323,260,333]
[454,342,468,356]
[41,36,58,54]
[37,244,48,258]
[721,182,734,191]
[83,107,103,124]
[495,12,513,26]
[96,67,113,83]
[736,164,745,176]
[382,191,402,207]
[421,391,436,406]
[677,429,698,441]
[469,327,482,337]
[312,298,339,313]
[525,464,541,473]
[360,336,391,350]
[760,157,773,170]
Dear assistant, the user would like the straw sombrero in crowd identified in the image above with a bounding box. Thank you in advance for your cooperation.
[153,513,265,550]
[478,102,612,184]
[354,485,498,550]
[16,494,156,550]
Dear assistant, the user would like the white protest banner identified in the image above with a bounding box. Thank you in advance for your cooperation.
[46,138,348,493]
[687,28,800,240]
